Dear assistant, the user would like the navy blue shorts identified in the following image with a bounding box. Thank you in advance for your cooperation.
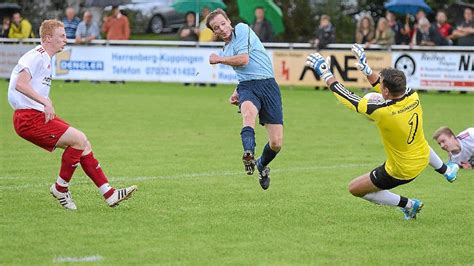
[237,78,283,126]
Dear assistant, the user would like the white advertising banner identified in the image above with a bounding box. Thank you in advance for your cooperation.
[1,44,472,91]
[51,46,240,84]
[0,44,35,78]
[392,51,474,91]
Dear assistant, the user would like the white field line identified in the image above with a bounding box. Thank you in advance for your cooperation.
[53,255,103,263]
[0,163,373,190]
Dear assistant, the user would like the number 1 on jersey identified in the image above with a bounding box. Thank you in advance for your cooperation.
[407,113,419,144]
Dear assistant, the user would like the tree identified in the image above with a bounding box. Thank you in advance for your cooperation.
[276,0,317,42]
[224,0,316,42]
[6,0,66,36]
[311,0,356,43]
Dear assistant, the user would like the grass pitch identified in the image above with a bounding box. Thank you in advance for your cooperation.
[1,80,473,265]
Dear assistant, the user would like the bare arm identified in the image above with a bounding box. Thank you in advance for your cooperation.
[16,70,55,122]
[420,40,436,46]
[366,72,379,85]
[324,76,337,87]
[457,26,474,35]
[209,53,249,67]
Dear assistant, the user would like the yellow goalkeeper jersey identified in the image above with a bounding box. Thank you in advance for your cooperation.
[329,81,429,180]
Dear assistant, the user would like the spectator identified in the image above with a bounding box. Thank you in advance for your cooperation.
[83,0,105,29]
[250,7,273,42]
[386,11,409,44]
[8,11,34,38]
[199,6,216,42]
[355,15,374,46]
[408,10,428,45]
[75,10,100,44]
[435,10,453,41]
[1,16,10,38]
[416,17,448,46]
[311,14,336,50]
[451,7,474,46]
[102,5,130,40]
[415,10,427,22]
[371,18,395,46]
[63,7,81,40]
[403,15,414,44]
[178,12,199,41]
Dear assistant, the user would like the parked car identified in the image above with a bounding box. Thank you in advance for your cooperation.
[112,0,185,34]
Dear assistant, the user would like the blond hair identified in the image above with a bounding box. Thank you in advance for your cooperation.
[39,19,64,41]
[320,15,330,21]
[433,126,455,140]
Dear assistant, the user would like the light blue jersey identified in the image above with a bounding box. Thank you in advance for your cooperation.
[221,23,274,82]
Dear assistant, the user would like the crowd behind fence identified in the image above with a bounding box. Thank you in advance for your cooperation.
[2,37,474,51]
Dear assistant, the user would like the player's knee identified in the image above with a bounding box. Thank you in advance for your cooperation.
[72,131,88,150]
[83,140,92,154]
[269,138,282,152]
[348,182,363,197]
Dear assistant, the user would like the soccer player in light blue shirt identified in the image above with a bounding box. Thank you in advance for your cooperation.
[207,9,283,190]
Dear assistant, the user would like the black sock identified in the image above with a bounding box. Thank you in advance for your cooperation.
[435,164,447,174]
[258,143,279,171]
[398,196,408,208]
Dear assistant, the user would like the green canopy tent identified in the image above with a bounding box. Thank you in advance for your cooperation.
[172,0,227,27]
[237,0,284,35]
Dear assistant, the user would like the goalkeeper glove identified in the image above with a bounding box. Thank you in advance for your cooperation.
[305,53,333,82]
[351,43,373,76]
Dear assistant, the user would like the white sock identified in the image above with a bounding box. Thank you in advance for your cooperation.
[56,176,69,188]
[429,146,444,171]
[362,190,401,207]
[99,183,113,195]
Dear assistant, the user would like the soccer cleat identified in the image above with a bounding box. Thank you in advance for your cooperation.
[258,166,271,190]
[400,199,424,220]
[242,150,256,175]
[50,184,77,210]
[106,185,137,207]
[444,162,459,183]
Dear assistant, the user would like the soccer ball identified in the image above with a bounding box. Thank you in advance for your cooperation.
[363,92,384,103]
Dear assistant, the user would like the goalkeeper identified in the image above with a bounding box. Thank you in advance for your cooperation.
[305,44,459,220]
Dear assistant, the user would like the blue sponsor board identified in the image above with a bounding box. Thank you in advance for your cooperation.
[60,60,104,71]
